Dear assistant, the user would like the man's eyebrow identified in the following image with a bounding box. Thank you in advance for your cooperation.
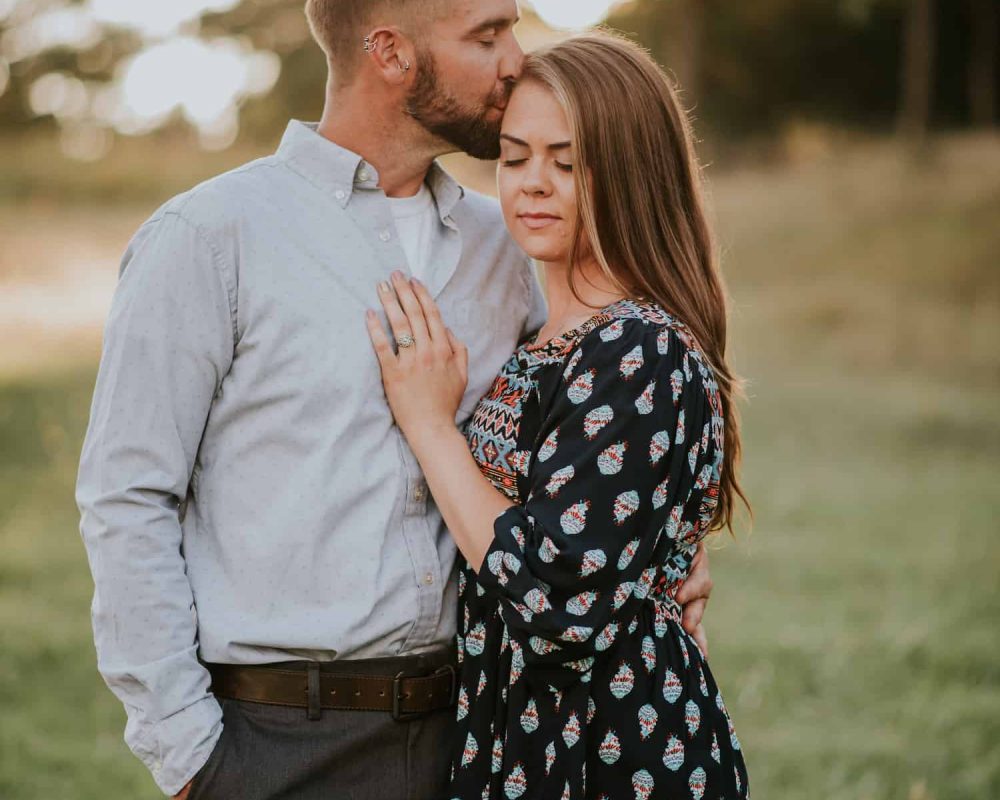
[468,15,520,36]
[500,134,572,151]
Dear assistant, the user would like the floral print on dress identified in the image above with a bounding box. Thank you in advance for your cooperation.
[449,299,748,799]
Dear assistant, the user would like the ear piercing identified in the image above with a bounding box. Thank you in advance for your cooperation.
[363,35,410,72]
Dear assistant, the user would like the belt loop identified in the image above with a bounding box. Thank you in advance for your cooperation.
[307,662,322,721]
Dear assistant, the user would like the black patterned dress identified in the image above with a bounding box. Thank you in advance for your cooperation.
[446,299,749,800]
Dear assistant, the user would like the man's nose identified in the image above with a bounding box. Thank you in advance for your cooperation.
[500,36,525,83]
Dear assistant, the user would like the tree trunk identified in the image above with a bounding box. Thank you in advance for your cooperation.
[897,0,936,138]
[967,0,997,127]
[672,0,705,104]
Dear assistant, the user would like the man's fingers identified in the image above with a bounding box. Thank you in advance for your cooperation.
[676,542,712,605]
[691,623,710,661]
[681,597,706,634]
[390,272,430,345]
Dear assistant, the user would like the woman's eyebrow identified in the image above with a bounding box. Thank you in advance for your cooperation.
[500,134,572,151]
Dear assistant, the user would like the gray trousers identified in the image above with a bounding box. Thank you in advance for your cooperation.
[187,653,456,800]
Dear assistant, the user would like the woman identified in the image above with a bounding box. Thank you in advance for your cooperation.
[366,32,749,800]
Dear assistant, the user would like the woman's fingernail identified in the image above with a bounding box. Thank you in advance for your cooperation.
[378,281,390,293]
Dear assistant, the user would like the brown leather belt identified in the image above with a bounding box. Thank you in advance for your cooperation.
[207,659,458,722]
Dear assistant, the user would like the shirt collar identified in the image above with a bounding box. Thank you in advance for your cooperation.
[276,120,464,220]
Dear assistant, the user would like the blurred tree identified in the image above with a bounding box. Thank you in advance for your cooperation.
[1,0,995,149]
[199,0,323,144]
[897,0,935,138]
[607,0,996,139]
[607,0,906,137]
[967,0,997,126]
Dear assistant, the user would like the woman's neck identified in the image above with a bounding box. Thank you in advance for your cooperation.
[536,257,627,343]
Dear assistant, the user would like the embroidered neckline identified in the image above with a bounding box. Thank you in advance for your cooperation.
[520,298,631,362]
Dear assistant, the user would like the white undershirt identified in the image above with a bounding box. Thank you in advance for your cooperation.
[386,183,443,284]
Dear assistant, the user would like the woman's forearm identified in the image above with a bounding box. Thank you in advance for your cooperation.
[403,423,514,573]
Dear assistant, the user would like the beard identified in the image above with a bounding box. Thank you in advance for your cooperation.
[404,49,510,161]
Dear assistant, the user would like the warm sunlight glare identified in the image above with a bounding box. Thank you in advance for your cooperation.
[529,0,614,30]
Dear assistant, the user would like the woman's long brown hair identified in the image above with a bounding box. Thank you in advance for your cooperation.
[523,31,749,532]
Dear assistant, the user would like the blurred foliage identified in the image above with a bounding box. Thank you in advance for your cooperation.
[0,0,996,151]
[606,0,997,136]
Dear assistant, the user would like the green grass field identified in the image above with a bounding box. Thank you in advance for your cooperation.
[1,133,997,799]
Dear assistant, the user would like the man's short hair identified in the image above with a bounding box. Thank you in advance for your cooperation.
[305,0,448,79]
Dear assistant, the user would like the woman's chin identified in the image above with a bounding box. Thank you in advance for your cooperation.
[511,238,570,265]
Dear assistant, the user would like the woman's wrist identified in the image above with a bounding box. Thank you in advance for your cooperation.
[401,417,464,455]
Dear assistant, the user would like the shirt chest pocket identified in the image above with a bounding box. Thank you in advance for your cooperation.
[442,300,515,418]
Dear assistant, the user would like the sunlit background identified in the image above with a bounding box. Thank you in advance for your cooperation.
[1,1,997,799]
[0,0,612,158]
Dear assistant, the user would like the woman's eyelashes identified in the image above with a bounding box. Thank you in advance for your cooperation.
[499,157,574,172]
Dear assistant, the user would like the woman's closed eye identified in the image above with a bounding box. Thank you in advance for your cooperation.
[500,158,574,172]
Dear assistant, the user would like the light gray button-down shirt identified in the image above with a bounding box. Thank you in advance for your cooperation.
[76,121,547,795]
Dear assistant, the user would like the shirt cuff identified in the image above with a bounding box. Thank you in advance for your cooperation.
[126,694,223,796]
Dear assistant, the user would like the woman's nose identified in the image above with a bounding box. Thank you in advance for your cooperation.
[522,163,551,196]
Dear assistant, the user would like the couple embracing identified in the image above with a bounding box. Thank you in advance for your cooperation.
[77,1,750,798]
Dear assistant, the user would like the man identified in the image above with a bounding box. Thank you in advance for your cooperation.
[76,1,714,797]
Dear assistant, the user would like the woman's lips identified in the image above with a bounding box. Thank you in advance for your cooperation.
[518,213,561,230]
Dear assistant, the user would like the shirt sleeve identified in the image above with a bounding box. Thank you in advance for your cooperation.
[475,318,720,690]
[76,209,236,795]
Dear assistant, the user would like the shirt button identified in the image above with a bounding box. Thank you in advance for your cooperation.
[358,169,371,182]
[424,573,435,585]
[379,230,392,242]
[335,189,346,201]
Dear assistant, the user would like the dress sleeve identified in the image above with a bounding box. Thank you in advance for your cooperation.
[475,318,720,689]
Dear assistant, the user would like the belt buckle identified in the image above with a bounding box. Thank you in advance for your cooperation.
[433,663,458,706]
[391,669,424,722]
[391,664,458,722]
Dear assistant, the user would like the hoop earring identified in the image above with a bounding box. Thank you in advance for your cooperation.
[363,36,374,53]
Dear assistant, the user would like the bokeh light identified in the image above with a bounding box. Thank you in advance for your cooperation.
[1,7,101,62]
[530,0,615,30]
[89,0,241,38]
[116,37,279,144]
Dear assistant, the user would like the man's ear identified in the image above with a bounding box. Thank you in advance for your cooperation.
[362,26,414,85]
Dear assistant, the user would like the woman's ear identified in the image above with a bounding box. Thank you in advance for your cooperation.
[362,26,414,85]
